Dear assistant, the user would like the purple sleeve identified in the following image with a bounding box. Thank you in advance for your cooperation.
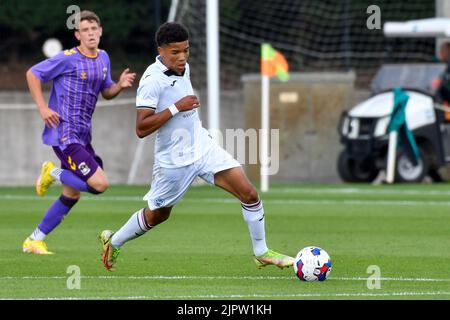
[100,52,115,91]
[31,51,71,83]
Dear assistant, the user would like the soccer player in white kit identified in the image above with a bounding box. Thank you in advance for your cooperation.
[99,22,294,271]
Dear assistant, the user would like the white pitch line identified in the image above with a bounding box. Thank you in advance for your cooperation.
[1,275,449,282]
[2,291,450,300]
[3,187,450,197]
[275,187,450,196]
[335,276,450,282]
[3,194,450,207]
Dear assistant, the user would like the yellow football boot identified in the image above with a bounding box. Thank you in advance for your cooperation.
[254,249,294,269]
[22,237,54,255]
[36,161,56,196]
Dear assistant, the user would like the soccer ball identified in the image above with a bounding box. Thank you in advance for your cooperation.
[293,246,332,281]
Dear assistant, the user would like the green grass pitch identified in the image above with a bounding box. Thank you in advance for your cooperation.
[1,183,450,300]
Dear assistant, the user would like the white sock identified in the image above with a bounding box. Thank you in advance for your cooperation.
[111,208,153,248]
[241,199,268,257]
[29,227,46,241]
[50,167,63,181]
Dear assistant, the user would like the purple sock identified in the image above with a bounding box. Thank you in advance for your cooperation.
[38,195,78,235]
[60,170,100,194]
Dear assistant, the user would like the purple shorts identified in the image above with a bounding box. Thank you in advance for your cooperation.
[52,143,103,181]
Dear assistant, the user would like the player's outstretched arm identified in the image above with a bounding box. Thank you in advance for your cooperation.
[102,68,136,100]
[26,69,60,128]
[135,95,200,138]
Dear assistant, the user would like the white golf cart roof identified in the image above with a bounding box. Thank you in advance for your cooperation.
[384,17,450,38]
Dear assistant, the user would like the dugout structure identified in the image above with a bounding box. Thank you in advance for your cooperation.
[242,71,355,183]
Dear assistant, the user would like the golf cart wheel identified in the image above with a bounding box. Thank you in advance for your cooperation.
[337,150,379,183]
[394,147,429,183]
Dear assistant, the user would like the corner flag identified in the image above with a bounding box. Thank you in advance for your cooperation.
[261,43,289,81]
[260,44,289,192]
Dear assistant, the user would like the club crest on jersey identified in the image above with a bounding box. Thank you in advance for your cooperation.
[78,162,91,176]
[155,198,165,207]
[102,67,107,80]
[80,72,87,80]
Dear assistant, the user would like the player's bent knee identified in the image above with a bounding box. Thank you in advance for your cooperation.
[240,187,259,204]
[88,180,109,194]
[96,181,109,193]
[87,168,110,193]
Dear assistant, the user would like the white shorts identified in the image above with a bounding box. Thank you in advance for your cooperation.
[144,143,241,210]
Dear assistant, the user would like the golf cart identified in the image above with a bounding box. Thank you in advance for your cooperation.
[337,18,450,183]
[337,63,450,182]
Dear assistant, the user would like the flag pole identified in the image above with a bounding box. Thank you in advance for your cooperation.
[386,88,412,184]
[261,74,270,192]
[260,43,289,192]
[386,131,398,183]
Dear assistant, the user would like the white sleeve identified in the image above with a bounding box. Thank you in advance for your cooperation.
[136,78,161,109]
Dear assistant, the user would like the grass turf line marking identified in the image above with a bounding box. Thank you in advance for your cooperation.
[2,291,450,300]
[4,194,450,207]
[276,188,450,196]
[5,186,450,196]
[1,275,449,282]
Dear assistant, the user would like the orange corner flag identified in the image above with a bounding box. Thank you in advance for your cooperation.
[261,43,289,81]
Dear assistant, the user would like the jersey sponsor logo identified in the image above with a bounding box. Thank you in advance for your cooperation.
[182,110,196,118]
[80,72,87,80]
[64,49,77,56]
[68,156,77,171]
[78,162,91,176]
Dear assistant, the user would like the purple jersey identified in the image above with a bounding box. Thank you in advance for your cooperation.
[31,47,115,147]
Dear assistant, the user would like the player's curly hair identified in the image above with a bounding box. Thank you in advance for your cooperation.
[156,22,189,47]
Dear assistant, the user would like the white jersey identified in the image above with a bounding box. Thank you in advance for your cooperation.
[136,56,214,168]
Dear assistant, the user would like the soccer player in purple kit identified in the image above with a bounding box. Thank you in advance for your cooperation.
[22,10,136,254]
